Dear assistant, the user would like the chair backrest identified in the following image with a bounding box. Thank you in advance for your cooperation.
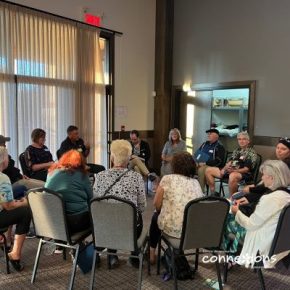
[180,197,230,251]
[252,153,262,183]
[90,195,137,252]
[269,203,290,257]
[27,188,70,243]
[222,151,232,167]
[19,152,31,177]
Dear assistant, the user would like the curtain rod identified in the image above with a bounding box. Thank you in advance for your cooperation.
[1,0,123,36]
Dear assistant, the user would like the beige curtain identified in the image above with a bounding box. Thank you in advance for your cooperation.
[0,2,105,164]
[76,24,106,165]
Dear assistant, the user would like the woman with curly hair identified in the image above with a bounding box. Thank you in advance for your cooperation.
[45,149,93,234]
[149,151,203,264]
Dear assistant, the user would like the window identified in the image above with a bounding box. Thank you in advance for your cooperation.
[0,2,106,166]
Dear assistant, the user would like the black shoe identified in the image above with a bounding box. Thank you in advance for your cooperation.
[8,255,24,272]
[128,257,140,268]
[148,173,156,182]
[108,255,119,269]
[210,192,220,197]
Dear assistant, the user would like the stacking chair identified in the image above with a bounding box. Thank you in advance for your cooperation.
[157,196,230,290]
[0,227,10,274]
[89,195,149,290]
[224,203,290,289]
[18,152,31,177]
[219,153,262,196]
[27,188,91,290]
[206,151,232,196]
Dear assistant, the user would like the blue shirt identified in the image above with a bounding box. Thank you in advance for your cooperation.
[0,172,14,212]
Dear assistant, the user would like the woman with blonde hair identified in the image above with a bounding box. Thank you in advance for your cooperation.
[160,128,187,176]
[93,139,146,268]
[225,160,290,268]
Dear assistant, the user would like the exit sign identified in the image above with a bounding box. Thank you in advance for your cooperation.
[84,13,101,27]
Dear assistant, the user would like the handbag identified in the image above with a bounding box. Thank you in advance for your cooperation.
[77,242,97,274]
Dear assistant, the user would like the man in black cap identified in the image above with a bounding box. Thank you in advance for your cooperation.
[193,128,225,192]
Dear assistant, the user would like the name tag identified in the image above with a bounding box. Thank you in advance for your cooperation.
[209,150,214,153]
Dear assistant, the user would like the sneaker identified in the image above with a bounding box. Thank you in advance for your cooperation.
[108,255,119,269]
[127,257,140,268]
[210,191,220,197]
[26,231,36,239]
[148,173,156,182]
[54,248,64,254]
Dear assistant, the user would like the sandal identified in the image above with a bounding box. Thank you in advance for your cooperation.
[8,253,24,272]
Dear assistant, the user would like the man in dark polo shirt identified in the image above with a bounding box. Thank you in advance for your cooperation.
[57,125,105,174]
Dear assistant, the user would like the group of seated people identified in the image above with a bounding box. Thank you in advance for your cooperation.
[1,125,290,278]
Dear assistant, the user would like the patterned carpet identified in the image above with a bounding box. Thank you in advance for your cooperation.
[1,195,290,289]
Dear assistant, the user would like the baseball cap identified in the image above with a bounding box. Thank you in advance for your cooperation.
[206,128,220,136]
[0,135,11,145]
[278,137,290,149]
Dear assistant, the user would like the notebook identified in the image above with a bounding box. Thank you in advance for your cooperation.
[193,149,210,163]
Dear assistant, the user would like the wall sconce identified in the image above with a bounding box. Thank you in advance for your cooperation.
[187,90,196,97]
[182,82,196,97]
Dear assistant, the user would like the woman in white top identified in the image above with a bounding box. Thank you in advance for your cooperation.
[232,160,290,268]
[149,151,203,263]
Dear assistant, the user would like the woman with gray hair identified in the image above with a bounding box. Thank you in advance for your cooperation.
[228,160,290,268]
[93,139,146,268]
[0,147,31,272]
[160,128,187,176]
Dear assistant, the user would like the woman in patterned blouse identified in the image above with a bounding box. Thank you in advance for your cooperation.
[93,139,146,268]
[149,151,204,264]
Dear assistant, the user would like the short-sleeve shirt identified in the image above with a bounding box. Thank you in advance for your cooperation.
[157,174,204,238]
[162,140,187,159]
[0,172,14,212]
[230,147,257,172]
[58,137,87,158]
[93,168,146,213]
[26,145,53,169]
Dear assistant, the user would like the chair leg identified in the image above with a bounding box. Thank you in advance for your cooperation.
[195,248,199,271]
[157,238,162,275]
[215,261,223,290]
[89,249,98,290]
[1,233,10,274]
[146,238,151,276]
[68,244,80,290]
[137,253,144,290]
[170,248,178,290]
[223,262,229,284]
[31,239,43,283]
[257,268,266,290]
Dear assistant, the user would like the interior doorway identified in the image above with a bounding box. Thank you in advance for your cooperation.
[172,81,256,153]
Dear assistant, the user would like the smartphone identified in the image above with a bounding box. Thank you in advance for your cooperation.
[232,191,245,200]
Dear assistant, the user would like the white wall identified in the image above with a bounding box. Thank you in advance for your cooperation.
[10,0,156,131]
[173,0,290,137]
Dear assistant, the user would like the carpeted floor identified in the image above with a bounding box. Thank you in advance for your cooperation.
[1,194,290,290]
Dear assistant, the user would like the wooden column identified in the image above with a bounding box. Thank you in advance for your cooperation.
[153,0,174,173]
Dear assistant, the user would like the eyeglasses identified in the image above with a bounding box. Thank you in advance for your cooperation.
[279,137,290,143]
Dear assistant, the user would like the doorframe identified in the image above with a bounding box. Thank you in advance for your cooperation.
[172,80,256,140]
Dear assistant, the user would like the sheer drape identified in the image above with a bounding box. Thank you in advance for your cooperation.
[0,2,105,165]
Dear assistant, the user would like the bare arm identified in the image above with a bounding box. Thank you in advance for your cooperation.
[153,185,164,211]
[1,198,28,211]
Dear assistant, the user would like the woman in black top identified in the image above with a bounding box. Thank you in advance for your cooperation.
[25,128,53,181]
